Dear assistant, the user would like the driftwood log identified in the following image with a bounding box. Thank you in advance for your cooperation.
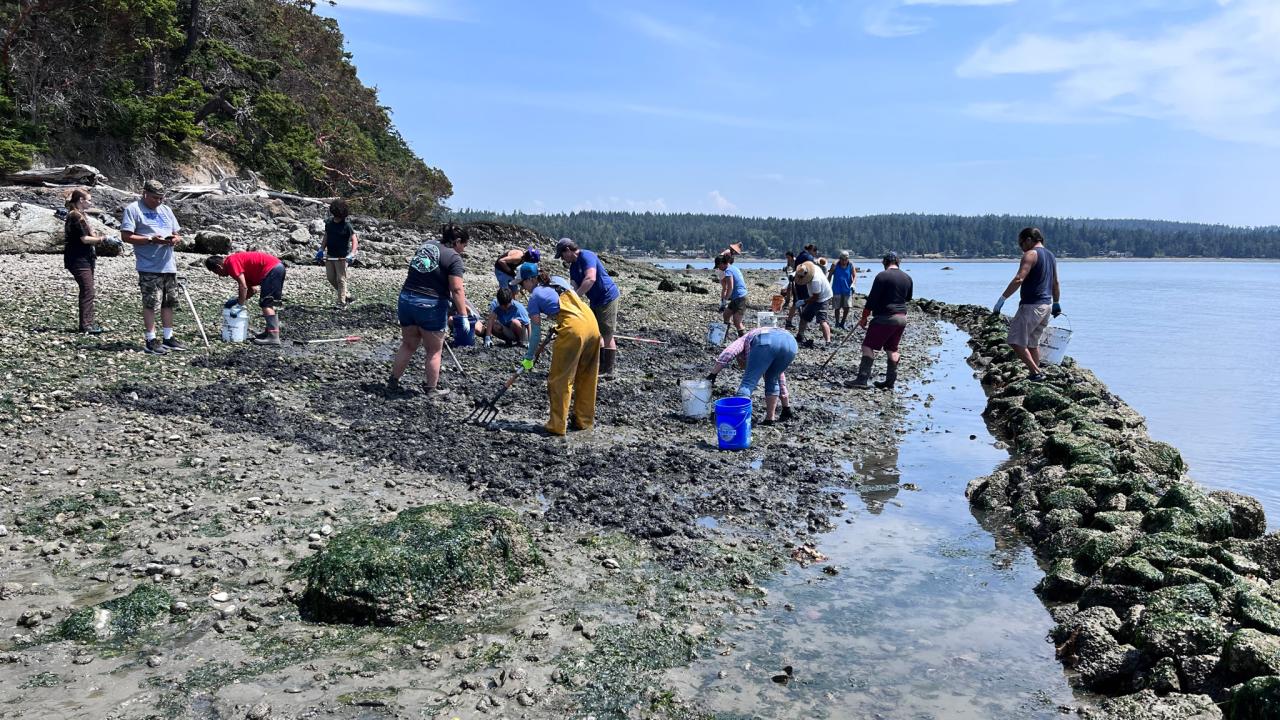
[3,164,103,186]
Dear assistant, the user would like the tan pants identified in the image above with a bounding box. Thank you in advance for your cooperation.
[324,259,348,305]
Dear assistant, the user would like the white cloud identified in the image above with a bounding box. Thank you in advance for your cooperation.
[863,4,932,37]
[957,0,1280,145]
[328,0,466,19]
[903,0,1016,5]
[572,197,668,213]
[621,11,720,50]
[708,191,738,213]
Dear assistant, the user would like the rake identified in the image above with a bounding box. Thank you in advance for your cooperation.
[465,328,557,427]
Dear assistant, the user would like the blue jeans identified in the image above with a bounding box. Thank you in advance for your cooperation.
[738,330,797,398]
[397,290,449,332]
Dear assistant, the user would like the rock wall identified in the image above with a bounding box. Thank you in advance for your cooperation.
[916,299,1280,719]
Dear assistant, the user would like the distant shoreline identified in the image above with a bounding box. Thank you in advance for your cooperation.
[636,256,1279,265]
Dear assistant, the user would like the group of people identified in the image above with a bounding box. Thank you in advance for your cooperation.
[702,229,1063,422]
[62,180,1062,435]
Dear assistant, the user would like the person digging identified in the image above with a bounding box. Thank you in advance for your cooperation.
[853,252,913,390]
[706,326,797,426]
[517,262,600,436]
[715,254,749,338]
[205,251,287,346]
[482,287,530,348]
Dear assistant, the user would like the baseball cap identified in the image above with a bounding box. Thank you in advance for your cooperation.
[554,238,574,257]
[516,262,540,282]
[839,250,850,260]
[142,179,165,196]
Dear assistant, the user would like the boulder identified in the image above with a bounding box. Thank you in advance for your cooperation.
[1080,689,1221,720]
[1177,654,1223,694]
[1133,610,1227,659]
[1037,557,1090,601]
[297,503,540,625]
[0,201,116,254]
[1208,490,1267,540]
[1101,556,1166,590]
[1023,384,1071,412]
[1117,440,1185,478]
[1225,629,1280,678]
[56,584,172,643]
[1044,486,1096,514]
[1148,583,1221,617]
[1228,675,1280,720]
[1237,590,1280,635]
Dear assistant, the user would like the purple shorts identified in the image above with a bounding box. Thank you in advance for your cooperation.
[863,321,906,352]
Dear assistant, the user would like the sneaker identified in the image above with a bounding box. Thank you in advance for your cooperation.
[80,325,105,335]
[253,330,271,342]
[779,406,794,423]
[162,336,186,351]
[344,295,355,304]
[800,338,815,349]
[1028,372,1047,383]
[386,376,409,396]
[144,338,167,355]
[760,417,777,427]
[423,387,451,400]
[251,333,281,346]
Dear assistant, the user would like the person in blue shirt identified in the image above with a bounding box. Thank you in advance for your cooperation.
[829,251,857,329]
[120,179,185,355]
[714,254,749,338]
[481,288,531,347]
[555,238,621,378]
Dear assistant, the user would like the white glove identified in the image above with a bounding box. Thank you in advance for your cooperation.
[993,296,1006,313]
[458,316,470,334]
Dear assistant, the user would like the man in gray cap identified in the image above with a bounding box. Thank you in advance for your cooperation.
[120,180,185,354]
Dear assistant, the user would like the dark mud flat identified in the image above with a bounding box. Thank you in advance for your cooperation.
[672,324,1087,718]
[1,254,959,719]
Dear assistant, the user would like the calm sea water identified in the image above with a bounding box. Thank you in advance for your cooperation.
[657,259,1280,527]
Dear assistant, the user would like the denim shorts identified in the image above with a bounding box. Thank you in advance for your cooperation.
[398,290,449,332]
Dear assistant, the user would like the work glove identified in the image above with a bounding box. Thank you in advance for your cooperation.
[719,300,728,312]
[347,250,358,265]
[993,296,1006,313]
[314,249,325,263]
[224,297,240,309]
[705,373,717,384]
[457,315,470,334]
[1051,302,1062,318]
[520,358,534,371]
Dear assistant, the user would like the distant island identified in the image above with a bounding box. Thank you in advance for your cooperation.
[449,210,1280,259]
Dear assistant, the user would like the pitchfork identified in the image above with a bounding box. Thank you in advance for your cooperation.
[465,328,557,428]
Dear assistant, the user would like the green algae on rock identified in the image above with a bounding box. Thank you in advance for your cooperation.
[56,584,173,644]
[1229,675,1280,720]
[297,503,540,625]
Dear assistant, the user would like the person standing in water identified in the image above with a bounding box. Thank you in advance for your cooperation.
[853,252,913,390]
[994,227,1061,382]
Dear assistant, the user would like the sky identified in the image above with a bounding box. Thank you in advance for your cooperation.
[318,0,1280,226]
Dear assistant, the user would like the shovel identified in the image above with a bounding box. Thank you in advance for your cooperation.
[293,335,361,346]
[175,276,211,352]
[614,334,667,345]
[465,328,557,428]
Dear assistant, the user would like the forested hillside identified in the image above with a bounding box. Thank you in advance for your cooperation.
[1,0,450,221]
[450,211,1280,259]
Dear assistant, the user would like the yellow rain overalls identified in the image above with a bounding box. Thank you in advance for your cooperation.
[545,288,601,435]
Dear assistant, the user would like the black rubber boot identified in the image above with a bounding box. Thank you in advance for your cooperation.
[852,355,874,388]
[874,360,899,390]
[599,348,617,378]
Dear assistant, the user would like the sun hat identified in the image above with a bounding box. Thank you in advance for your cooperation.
[794,261,815,285]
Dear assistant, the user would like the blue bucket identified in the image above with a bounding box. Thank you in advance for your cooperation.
[451,315,475,347]
[714,397,752,451]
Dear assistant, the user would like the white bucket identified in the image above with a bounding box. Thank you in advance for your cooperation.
[680,379,712,418]
[707,322,727,346]
[221,306,249,343]
[756,311,777,328]
[1039,316,1072,365]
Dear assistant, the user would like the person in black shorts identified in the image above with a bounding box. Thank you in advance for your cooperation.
[853,252,913,390]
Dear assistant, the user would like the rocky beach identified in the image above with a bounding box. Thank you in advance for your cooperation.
[1,186,1277,719]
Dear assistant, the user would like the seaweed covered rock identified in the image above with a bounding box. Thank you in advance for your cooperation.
[1037,557,1090,600]
[1023,384,1072,413]
[297,503,540,625]
[1080,689,1222,720]
[1208,491,1267,541]
[1133,610,1227,659]
[1225,629,1280,678]
[1228,675,1280,720]
[57,584,172,643]
[1143,485,1234,542]
[1117,440,1186,478]
[1236,590,1280,635]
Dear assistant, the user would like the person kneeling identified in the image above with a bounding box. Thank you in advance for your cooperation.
[205,251,287,346]
[483,288,530,348]
[706,327,797,425]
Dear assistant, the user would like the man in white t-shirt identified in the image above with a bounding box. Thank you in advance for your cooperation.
[793,261,833,347]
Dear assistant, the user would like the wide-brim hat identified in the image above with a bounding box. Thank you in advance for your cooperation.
[794,261,815,285]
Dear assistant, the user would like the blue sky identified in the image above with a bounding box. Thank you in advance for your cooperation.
[319,0,1280,226]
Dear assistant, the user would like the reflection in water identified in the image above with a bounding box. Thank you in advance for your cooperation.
[673,324,1088,719]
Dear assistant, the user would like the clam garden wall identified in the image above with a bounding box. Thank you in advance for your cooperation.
[916,299,1280,720]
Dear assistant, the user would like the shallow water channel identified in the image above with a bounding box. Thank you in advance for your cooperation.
[676,324,1090,718]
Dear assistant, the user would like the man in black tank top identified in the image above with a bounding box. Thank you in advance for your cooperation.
[993,227,1062,382]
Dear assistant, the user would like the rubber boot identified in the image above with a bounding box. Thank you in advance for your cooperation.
[852,355,873,389]
[599,348,617,378]
[874,360,898,390]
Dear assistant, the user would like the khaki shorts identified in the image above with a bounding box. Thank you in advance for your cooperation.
[592,298,618,339]
[1008,303,1051,347]
[832,293,853,309]
[139,272,179,312]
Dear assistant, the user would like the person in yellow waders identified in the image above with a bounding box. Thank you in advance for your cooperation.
[517,263,601,435]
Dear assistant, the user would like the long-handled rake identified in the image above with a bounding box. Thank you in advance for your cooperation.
[465,328,557,427]
[818,324,865,370]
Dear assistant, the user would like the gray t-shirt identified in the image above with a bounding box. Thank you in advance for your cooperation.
[121,200,181,273]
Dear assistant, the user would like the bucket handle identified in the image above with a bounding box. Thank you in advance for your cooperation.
[1049,311,1072,332]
